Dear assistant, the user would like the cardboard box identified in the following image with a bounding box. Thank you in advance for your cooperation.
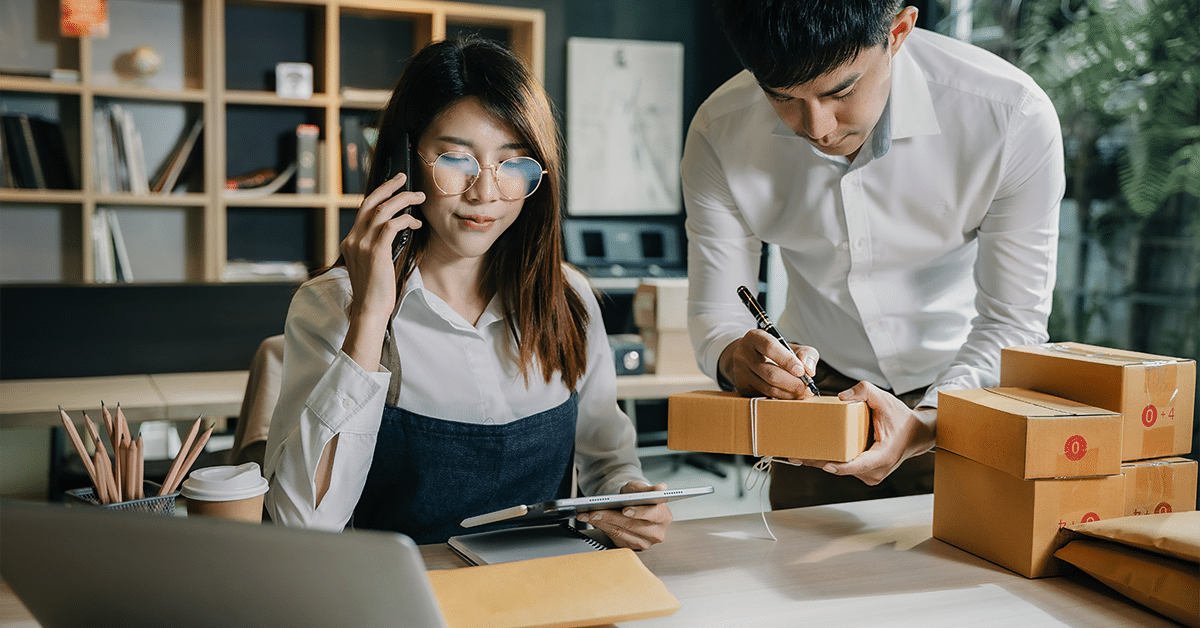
[668,391,869,462]
[1000,342,1196,461]
[633,279,689,331]
[932,450,1124,578]
[937,387,1123,479]
[1121,457,1198,516]
[641,329,699,375]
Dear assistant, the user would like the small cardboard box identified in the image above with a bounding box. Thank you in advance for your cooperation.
[937,387,1123,479]
[1000,342,1196,461]
[932,450,1125,578]
[667,391,869,462]
[642,329,699,375]
[633,279,689,331]
[1121,457,1198,516]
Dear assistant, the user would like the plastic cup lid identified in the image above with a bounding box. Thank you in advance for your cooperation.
[180,462,269,501]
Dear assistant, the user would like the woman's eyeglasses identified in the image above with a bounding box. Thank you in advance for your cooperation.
[417,151,546,200]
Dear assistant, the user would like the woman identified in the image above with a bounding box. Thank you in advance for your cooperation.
[264,37,672,548]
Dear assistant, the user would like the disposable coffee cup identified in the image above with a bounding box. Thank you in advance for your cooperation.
[180,462,269,523]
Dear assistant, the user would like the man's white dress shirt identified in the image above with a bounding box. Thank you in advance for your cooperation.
[682,28,1065,409]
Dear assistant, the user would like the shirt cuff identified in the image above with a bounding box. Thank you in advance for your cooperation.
[304,351,390,434]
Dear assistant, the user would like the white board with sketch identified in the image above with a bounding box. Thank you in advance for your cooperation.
[567,37,684,215]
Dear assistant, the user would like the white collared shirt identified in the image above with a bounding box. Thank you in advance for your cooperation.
[682,29,1064,408]
[264,266,646,531]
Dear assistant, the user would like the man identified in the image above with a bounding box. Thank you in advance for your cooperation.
[682,0,1064,508]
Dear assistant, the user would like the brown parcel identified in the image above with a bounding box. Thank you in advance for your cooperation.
[427,548,679,628]
[642,329,700,375]
[1000,342,1195,461]
[932,449,1124,578]
[937,387,1123,479]
[668,391,869,462]
[1055,512,1200,628]
[632,279,689,331]
[1121,457,1198,516]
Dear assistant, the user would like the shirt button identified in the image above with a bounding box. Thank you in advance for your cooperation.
[838,241,850,251]
[342,398,353,409]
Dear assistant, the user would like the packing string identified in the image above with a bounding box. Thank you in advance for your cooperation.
[744,397,802,541]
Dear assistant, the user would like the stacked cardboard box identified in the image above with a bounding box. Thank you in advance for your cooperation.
[632,279,696,375]
[933,388,1125,578]
[934,343,1198,579]
[667,391,869,462]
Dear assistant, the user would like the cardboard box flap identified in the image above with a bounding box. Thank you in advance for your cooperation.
[1025,342,1190,368]
[980,387,1123,417]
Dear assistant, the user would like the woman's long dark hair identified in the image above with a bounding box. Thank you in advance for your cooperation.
[363,37,589,390]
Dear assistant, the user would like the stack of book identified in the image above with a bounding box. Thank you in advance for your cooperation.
[1,113,75,189]
[93,105,202,195]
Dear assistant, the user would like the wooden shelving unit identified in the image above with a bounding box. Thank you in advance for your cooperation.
[1,0,544,283]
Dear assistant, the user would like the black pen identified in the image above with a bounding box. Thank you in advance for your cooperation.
[737,285,821,396]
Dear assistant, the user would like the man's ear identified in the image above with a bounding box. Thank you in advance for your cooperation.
[889,6,919,56]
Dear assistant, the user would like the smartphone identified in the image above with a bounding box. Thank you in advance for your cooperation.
[386,132,414,262]
[459,486,714,528]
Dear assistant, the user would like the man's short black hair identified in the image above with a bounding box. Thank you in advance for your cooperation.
[716,0,904,89]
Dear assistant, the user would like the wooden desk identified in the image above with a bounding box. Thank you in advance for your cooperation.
[418,495,1174,627]
[0,495,1172,627]
[0,371,716,428]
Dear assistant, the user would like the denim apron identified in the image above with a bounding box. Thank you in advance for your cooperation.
[352,304,578,545]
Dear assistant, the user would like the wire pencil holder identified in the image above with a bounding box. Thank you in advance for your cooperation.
[66,481,178,516]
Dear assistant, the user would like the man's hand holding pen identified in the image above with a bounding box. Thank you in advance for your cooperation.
[717,331,821,400]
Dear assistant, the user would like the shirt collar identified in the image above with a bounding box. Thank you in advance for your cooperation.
[887,41,941,141]
[399,267,504,332]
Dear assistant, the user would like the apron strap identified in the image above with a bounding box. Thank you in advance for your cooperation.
[382,295,404,407]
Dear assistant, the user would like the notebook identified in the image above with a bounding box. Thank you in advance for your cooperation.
[428,548,681,628]
[448,521,614,565]
[0,500,449,628]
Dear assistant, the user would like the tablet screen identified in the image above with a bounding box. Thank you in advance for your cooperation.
[460,486,714,528]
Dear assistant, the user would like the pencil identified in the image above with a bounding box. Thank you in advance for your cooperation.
[114,433,125,502]
[163,425,213,495]
[92,450,110,504]
[159,417,202,496]
[117,404,132,441]
[135,435,145,499]
[58,407,98,486]
[101,401,116,448]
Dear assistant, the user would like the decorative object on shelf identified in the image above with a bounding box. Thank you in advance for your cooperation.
[60,0,109,38]
[113,46,163,82]
[276,62,314,99]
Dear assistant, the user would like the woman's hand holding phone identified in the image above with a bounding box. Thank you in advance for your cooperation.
[340,172,424,339]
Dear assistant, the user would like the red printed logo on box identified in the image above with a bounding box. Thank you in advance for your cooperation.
[1155,502,1173,514]
[1141,405,1158,427]
[1063,435,1087,461]
[1080,512,1100,523]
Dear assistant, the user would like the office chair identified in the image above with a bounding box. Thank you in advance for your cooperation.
[228,334,285,468]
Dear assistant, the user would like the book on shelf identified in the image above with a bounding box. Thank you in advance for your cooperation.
[295,124,319,194]
[221,260,310,282]
[1,113,75,190]
[92,108,114,193]
[90,209,133,283]
[224,162,297,199]
[151,118,203,194]
[340,116,368,195]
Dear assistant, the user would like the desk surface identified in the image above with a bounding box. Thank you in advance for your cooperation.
[0,371,717,429]
[0,495,1172,627]
[420,494,1173,627]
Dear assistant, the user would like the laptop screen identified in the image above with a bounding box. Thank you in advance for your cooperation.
[0,501,448,628]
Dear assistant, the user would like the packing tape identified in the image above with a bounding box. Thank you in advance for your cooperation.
[1044,344,1182,421]
[1057,444,1100,477]
[1132,461,1175,515]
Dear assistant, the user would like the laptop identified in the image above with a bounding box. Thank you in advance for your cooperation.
[0,500,449,628]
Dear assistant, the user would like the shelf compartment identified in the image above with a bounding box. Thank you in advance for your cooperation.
[0,203,85,282]
[225,205,319,270]
[93,98,206,194]
[338,11,415,92]
[0,0,83,79]
[96,204,205,282]
[89,0,206,91]
[225,1,326,94]
[224,104,323,192]
[1,92,83,192]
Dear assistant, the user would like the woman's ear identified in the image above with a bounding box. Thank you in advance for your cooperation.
[889,6,919,56]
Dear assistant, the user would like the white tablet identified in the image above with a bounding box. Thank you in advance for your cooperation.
[460,486,714,528]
